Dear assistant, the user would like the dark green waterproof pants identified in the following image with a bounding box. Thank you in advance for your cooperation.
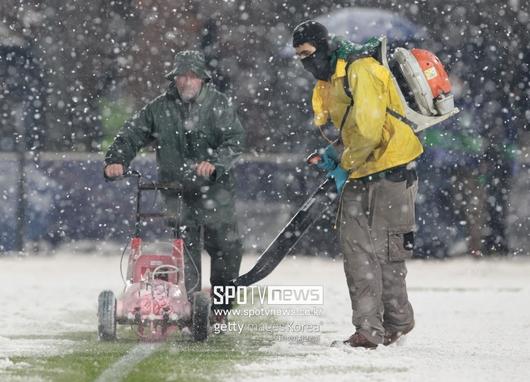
[183,222,243,297]
[163,187,243,307]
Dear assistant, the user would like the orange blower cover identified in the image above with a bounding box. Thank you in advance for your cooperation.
[411,48,452,98]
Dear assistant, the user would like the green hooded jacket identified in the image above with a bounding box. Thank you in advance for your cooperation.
[104,51,245,223]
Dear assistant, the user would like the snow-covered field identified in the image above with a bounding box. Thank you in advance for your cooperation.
[246,254,530,382]
[1,246,530,381]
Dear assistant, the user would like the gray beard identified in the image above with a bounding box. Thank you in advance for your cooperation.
[177,86,201,102]
[179,92,196,102]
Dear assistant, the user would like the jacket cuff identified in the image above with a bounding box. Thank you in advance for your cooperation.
[211,164,228,182]
[104,156,127,166]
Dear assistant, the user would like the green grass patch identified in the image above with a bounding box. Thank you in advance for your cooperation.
[2,330,137,382]
[2,294,316,382]
[2,314,280,382]
[126,333,274,382]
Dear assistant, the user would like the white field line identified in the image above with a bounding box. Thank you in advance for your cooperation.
[95,343,162,382]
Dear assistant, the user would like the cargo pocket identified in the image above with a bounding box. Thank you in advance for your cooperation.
[388,231,414,262]
[372,177,417,232]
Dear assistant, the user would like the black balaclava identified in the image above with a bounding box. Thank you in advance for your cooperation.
[292,20,332,81]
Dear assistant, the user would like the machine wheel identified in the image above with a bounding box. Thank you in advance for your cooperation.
[98,290,117,341]
[191,291,210,341]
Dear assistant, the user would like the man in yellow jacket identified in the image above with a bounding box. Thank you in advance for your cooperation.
[293,21,424,348]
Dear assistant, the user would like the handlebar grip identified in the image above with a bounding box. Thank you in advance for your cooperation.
[306,152,322,165]
[104,167,141,182]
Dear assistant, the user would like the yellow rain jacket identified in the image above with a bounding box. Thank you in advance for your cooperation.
[312,57,423,179]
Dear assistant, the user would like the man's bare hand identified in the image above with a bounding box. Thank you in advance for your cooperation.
[105,164,124,178]
[196,161,215,178]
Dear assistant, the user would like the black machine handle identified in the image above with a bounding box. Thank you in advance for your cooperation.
[306,151,322,166]
[231,178,337,287]
[138,181,182,193]
[105,168,183,237]
[105,169,182,193]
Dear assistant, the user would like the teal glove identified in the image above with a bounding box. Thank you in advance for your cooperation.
[316,144,340,172]
[328,166,348,193]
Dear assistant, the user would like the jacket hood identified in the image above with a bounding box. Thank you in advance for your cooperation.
[329,35,383,71]
[165,50,212,81]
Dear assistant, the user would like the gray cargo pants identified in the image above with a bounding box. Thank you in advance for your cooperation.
[338,167,417,344]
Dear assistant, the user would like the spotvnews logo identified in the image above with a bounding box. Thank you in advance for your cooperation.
[212,285,324,306]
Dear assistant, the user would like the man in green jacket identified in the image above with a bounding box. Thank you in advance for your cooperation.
[104,50,245,315]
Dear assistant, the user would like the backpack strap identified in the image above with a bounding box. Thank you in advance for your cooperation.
[341,60,417,131]
[342,61,354,101]
[386,108,418,131]
[337,61,354,144]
